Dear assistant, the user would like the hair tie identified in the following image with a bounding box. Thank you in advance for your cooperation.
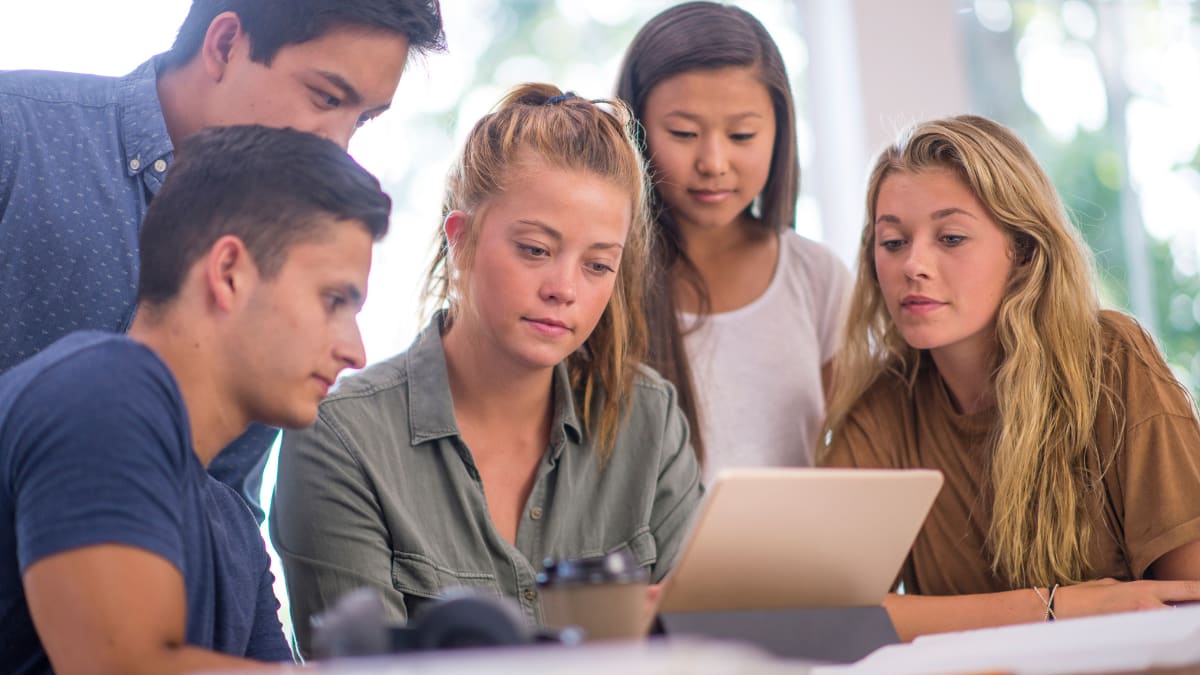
[545,92,577,105]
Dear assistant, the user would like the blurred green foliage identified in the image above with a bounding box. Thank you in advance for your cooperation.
[965,0,1200,398]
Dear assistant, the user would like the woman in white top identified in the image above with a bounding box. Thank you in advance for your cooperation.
[616,1,850,478]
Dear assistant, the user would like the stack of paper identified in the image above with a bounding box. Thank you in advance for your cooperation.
[814,605,1200,675]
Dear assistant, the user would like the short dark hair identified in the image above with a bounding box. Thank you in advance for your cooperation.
[162,0,446,70]
[137,125,392,307]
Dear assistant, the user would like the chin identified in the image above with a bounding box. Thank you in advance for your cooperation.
[265,407,320,431]
[513,347,571,372]
[896,328,943,352]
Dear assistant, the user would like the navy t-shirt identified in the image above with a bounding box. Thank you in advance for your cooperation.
[0,332,291,673]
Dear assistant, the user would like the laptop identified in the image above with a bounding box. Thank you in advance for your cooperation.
[654,467,943,614]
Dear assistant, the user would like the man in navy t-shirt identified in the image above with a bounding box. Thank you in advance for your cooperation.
[0,125,391,673]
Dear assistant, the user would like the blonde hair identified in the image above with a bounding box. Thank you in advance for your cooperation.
[423,83,652,459]
[824,115,1110,587]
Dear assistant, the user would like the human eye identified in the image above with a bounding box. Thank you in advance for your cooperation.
[323,292,348,313]
[877,237,906,252]
[310,87,341,110]
[668,129,697,139]
[585,260,617,275]
[730,132,757,142]
[940,234,967,247]
[516,242,550,258]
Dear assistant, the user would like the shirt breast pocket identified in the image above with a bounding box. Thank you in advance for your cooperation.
[607,527,659,571]
[391,551,502,621]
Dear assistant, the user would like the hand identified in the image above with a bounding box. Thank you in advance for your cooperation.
[638,578,667,624]
[645,583,662,609]
[1054,578,1200,619]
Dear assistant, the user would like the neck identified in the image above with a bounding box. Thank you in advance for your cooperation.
[156,60,207,151]
[929,333,997,415]
[679,213,764,265]
[128,308,248,467]
[441,320,555,437]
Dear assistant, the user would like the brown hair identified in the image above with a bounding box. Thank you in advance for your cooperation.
[423,83,652,458]
[615,1,799,465]
[138,125,390,308]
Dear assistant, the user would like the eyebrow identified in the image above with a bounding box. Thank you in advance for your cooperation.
[516,219,624,250]
[875,207,978,226]
[315,71,392,116]
[314,71,363,106]
[664,111,764,123]
[932,207,977,221]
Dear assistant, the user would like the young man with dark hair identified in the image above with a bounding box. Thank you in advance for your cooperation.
[0,0,445,520]
[0,124,391,674]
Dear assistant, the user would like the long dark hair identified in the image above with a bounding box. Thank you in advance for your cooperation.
[615,1,799,465]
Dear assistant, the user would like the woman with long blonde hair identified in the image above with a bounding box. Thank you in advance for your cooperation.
[823,114,1200,640]
[271,84,702,656]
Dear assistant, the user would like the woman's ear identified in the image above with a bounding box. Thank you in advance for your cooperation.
[443,210,468,252]
[1013,232,1036,266]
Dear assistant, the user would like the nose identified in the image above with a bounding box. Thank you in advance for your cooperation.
[902,241,933,280]
[327,123,355,152]
[308,117,356,151]
[333,320,368,372]
[539,264,577,305]
[695,135,728,177]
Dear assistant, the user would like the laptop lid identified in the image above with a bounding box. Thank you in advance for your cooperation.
[655,467,943,614]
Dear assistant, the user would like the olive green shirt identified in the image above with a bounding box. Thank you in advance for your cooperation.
[270,317,702,656]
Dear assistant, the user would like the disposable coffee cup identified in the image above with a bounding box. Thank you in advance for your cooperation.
[536,550,649,641]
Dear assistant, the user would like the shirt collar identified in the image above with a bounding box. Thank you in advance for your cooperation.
[117,54,174,182]
[406,312,584,452]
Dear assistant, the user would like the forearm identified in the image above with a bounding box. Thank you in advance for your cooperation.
[44,641,281,675]
[883,589,1047,642]
[119,647,277,675]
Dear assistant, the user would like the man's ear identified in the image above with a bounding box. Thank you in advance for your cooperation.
[200,11,246,82]
[203,235,257,313]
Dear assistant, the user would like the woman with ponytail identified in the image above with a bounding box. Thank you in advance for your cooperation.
[271,84,702,655]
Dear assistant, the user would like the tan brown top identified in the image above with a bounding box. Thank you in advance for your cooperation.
[826,310,1200,595]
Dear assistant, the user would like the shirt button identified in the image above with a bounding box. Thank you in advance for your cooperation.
[524,590,537,601]
[128,158,141,171]
[530,506,543,521]
[153,159,167,173]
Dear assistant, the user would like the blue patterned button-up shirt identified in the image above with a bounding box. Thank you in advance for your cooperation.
[0,56,275,521]
[0,56,173,372]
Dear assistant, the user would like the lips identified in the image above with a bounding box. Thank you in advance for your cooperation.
[688,188,734,204]
[312,374,335,395]
[900,295,946,315]
[523,317,572,337]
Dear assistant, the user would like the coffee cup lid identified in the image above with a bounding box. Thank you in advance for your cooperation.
[536,550,649,587]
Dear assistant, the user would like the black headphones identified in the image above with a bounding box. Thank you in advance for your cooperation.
[311,587,576,659]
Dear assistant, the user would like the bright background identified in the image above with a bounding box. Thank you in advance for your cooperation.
[4,0,1198,645]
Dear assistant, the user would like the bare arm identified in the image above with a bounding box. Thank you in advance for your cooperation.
[24,544,274,675]
[885,570,1200,642]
